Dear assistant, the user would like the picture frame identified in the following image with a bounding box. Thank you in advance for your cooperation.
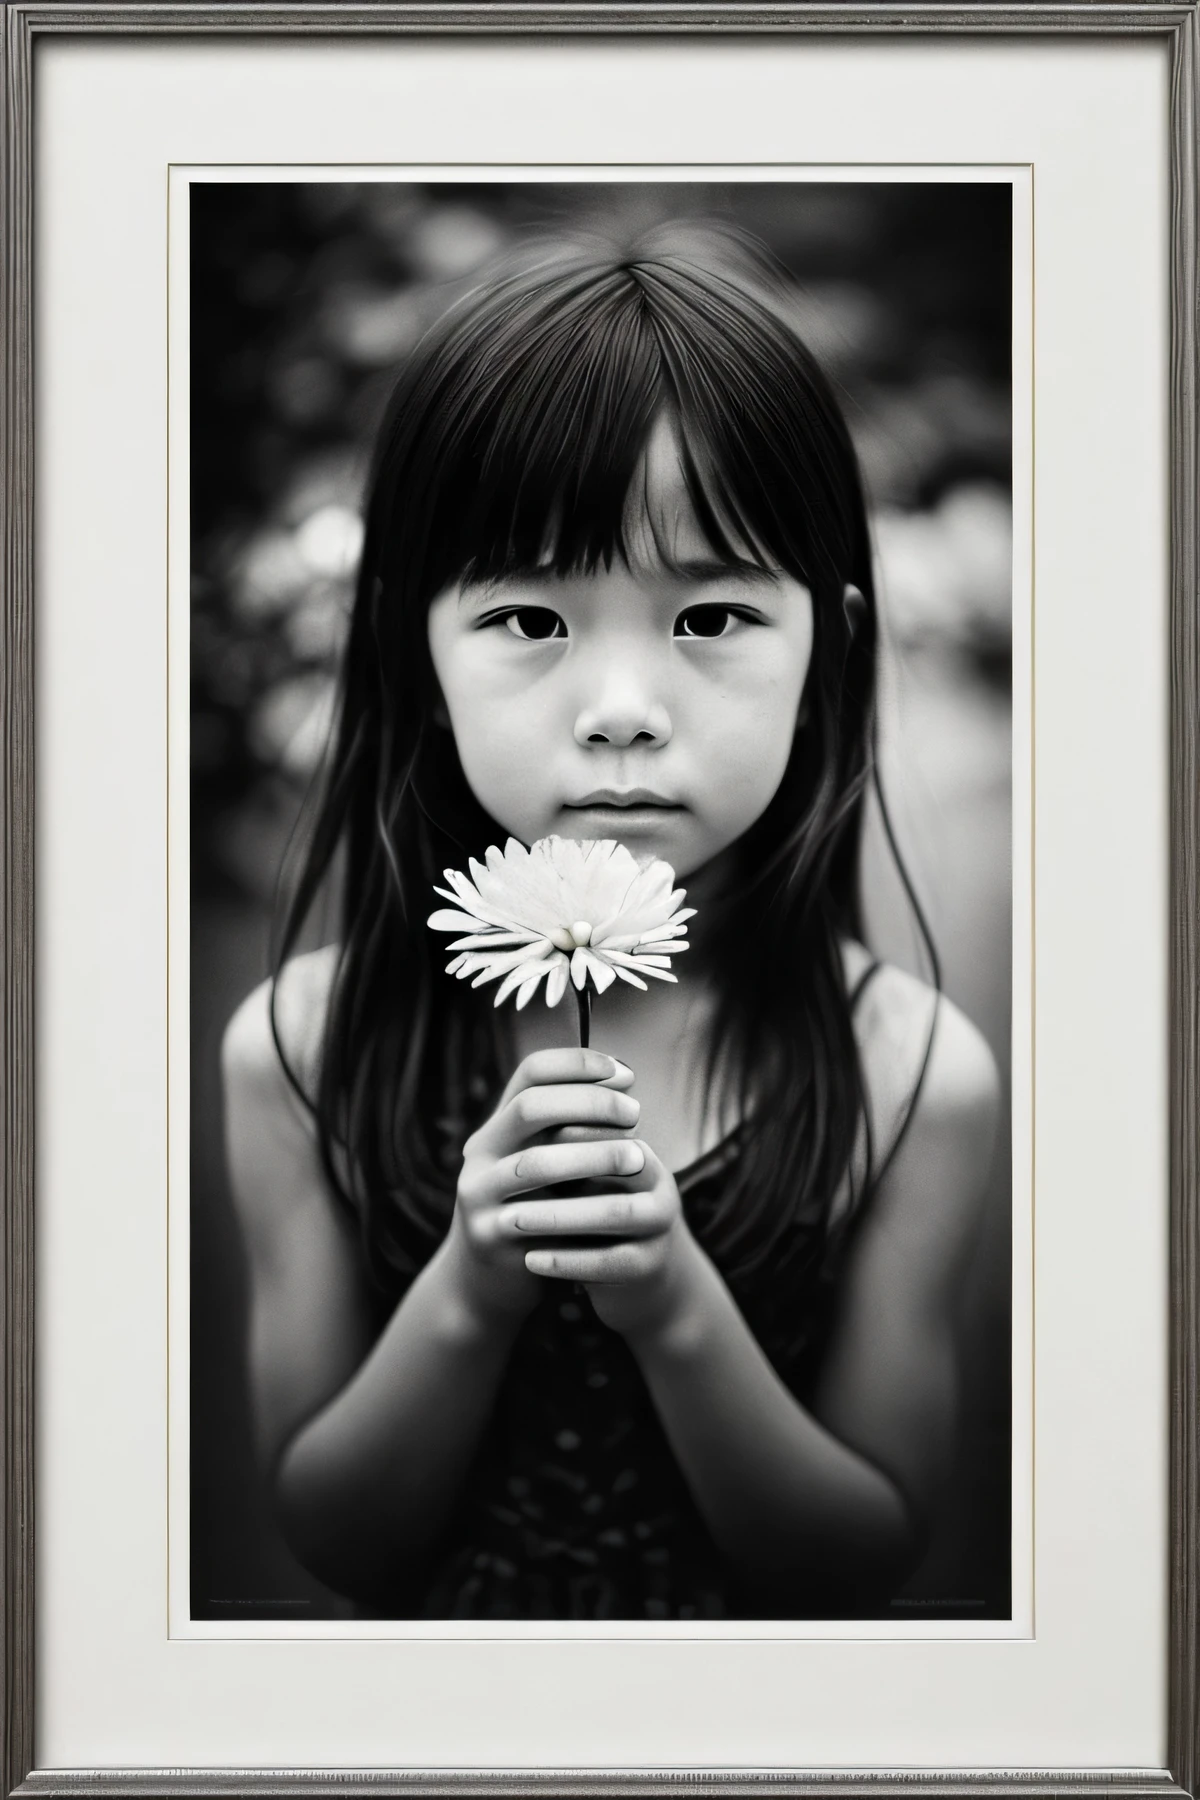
[2,3,1196,1793]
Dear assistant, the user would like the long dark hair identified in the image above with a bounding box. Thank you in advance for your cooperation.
[270,220,936,1325]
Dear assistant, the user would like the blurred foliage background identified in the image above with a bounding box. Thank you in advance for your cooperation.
[191,181,1014,1621]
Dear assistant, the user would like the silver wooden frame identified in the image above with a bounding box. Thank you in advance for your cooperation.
[3,3,1196,1793]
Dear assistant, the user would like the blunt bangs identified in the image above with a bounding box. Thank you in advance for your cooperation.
[389,230,867,605]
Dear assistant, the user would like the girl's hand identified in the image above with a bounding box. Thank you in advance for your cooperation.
[499,1137,702,1343]
[445,1047,642,1328]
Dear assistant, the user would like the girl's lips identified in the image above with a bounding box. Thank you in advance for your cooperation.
[564,803,684,830]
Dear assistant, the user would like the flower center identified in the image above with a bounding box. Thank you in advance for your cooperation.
[549,921,593,951]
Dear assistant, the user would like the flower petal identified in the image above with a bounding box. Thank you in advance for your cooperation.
[579,947,618,993]
[449,953,486,978]
[545,959,570,1007]
[490,965,529,1006]
[428,908,493,934]
[440,870,522,930]
[553,837,641,921]
[444,930,545,951]
[487,941,557,974]
[601,949,678,982]
[589,856,680,943]
[514,968,550,1010]
[602,948,669,969]
[591,932,638,951]
[470,838,572,935]
[461,942,556,988]
[495,959,552,1008]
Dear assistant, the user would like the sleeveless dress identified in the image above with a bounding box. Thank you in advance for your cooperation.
[368,966,885,1622]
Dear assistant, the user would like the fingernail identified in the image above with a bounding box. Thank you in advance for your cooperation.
[609,1058,633,1080]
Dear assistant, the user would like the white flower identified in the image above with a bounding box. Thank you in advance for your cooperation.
[427,835,695,1011]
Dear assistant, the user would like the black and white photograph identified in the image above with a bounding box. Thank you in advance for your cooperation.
[188,177,1017,1627]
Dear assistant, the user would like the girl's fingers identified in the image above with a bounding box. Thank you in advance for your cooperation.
[524,1242,659,1284]
[495,1047,634,1112]
[493,1135,645,1200]
[546,1122,640,1145]
[501,1190,668,1239]
[614,1136,669,1194]
[482,1082,641,1158]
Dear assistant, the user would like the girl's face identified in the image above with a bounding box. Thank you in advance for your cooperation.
[425,419,816,882]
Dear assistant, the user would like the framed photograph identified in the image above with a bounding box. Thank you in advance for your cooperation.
[3,4,1196,1792]
[182,168,1023,1641]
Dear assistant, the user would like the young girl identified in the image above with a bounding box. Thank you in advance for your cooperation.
[221,220,1000,1622]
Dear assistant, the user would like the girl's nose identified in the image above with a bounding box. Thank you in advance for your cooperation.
[572,673,673,749]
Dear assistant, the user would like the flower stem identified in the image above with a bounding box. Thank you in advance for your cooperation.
[575,983,591,1048]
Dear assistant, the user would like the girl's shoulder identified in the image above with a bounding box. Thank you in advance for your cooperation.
[221,942,340,1110]
[221,946,344,1249]
[837,938,1001,1177]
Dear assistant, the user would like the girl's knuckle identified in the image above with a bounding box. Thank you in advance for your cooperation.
[484,1211,508,1249]
[466,1210,493,1251]
[606,1140,638,1176]
[510,1147,537,1185]
[456,1165,483,1208]
[512,1090,541,1129]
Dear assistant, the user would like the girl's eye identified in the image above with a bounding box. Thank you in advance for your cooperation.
[674,605,751,639]
[499,607,567,641]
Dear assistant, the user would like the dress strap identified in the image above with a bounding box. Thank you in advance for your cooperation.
[848,956,883,1010]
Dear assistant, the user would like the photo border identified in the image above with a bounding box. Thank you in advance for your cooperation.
[169,160,1029,1646]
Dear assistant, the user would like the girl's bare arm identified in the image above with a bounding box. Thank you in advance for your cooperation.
[628,989,1000,1606]
[221,978,511,1602]
[221,964,639,1602]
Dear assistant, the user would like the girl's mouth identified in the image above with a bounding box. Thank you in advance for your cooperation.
[568,788,681,808]
[563,802,684,832]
